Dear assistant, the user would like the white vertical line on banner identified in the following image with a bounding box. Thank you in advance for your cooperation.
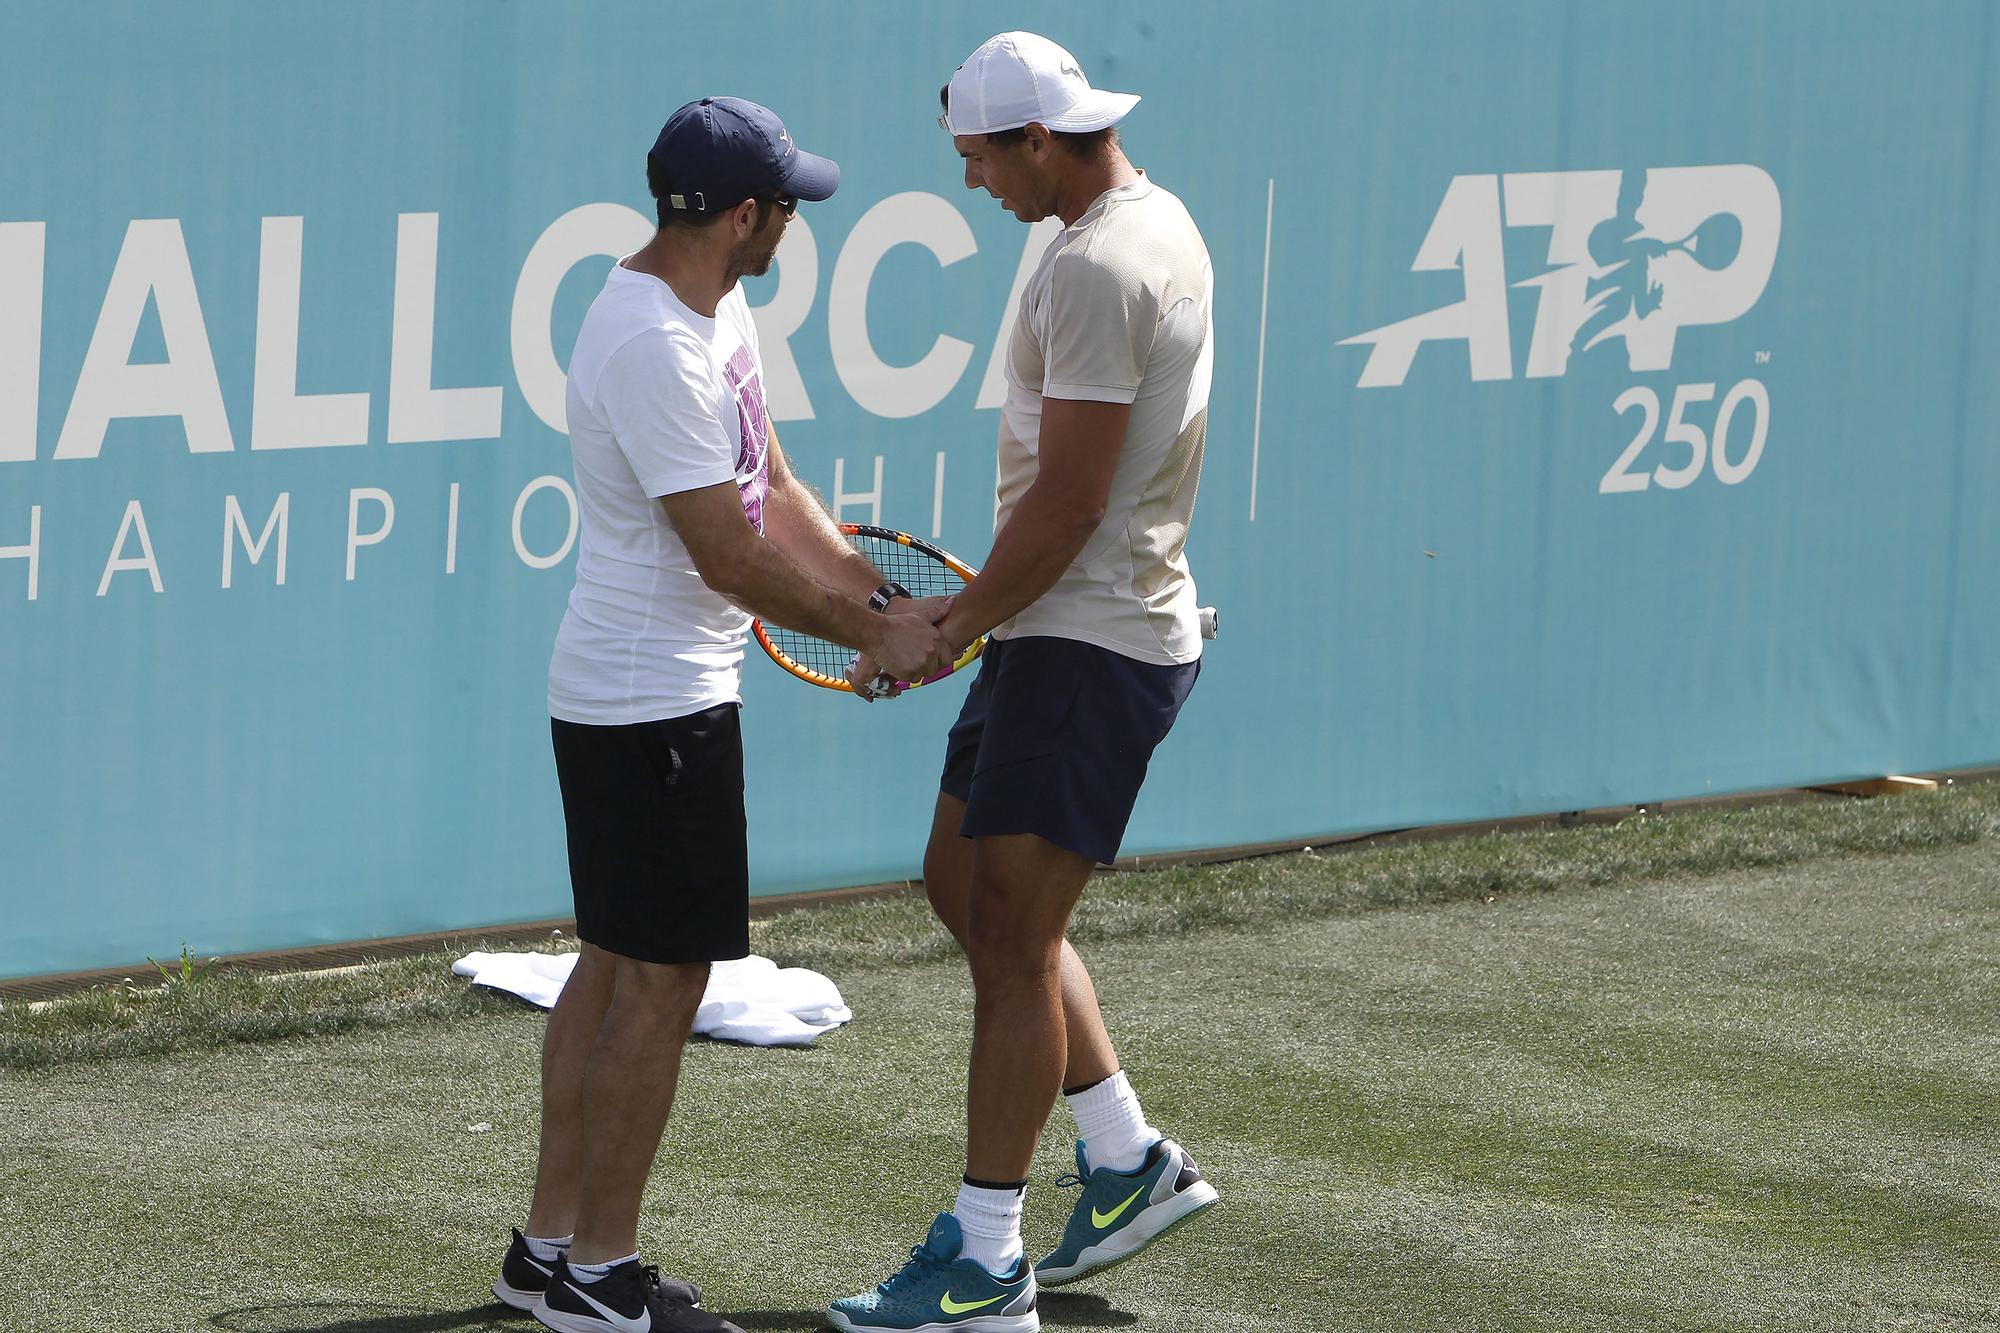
[1250,177,1274,522]
[932,451,947,538]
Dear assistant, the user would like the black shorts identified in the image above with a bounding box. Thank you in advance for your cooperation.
[550,705,750,965]
[940,635,1200,866]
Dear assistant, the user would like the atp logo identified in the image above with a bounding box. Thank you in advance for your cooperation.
[1341,165,1781,387]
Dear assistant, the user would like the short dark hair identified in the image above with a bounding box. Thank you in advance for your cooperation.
[647,154,730,230]
[937,84,1118,158]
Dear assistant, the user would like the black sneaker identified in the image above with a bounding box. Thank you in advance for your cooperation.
[535,1258,739,1333]
[495,1228,559,1312]
[495,1231,703,1318]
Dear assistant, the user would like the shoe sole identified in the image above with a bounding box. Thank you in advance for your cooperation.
[534,1305,632,1333]
[1035,1180,1220,1287]
[826,1311,1038,1333]
[494,1277,543,1312]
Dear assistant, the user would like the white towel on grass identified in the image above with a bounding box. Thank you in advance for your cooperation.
[450,951,851,1046]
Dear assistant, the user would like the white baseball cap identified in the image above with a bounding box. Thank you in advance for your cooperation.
[941,32,1140,137]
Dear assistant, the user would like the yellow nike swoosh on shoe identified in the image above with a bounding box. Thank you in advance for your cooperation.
[1092,1186,1147,1229]
[939,1291,1008,1315]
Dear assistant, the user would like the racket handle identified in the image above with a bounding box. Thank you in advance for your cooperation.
[1199,605,1219,640]
[870,664,955,694]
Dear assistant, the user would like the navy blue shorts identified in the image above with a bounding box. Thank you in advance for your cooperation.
[550,705,750,965]
[940,635,1200,865]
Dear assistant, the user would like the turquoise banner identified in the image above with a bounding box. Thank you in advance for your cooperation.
[3,2,1996,979]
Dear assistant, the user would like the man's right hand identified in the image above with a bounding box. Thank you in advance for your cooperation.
[848,593,955,699]
[867,611,953,685]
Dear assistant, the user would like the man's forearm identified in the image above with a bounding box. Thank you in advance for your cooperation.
[763,472,885,601]
[713,533,881,652]
[938,483,1098,650]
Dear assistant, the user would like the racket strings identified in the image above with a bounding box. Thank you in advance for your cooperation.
[871,545,964,599]
[761,534,966,678]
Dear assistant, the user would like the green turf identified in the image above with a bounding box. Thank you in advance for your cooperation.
[3,806,1995,1331]
[7,783,1998,1070]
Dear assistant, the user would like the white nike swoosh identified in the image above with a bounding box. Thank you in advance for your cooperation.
[567,1279,652,1333]
[526,1254,553,1277]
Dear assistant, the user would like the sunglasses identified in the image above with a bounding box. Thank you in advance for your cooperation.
[758,194,798,218]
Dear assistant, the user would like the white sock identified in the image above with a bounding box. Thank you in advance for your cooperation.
[567,1251,638,1284]
[1067,1070,1160,1174]
[525,1233,572,1264]
[953,1180,1025,1278]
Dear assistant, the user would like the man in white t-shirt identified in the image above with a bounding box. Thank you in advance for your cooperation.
[494,97,952,1333]
[830,34,1217,1333]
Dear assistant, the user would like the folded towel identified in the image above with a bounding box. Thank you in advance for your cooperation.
[451,950,852,1046]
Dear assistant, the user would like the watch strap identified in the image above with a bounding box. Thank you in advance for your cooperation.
[867,580,910,612]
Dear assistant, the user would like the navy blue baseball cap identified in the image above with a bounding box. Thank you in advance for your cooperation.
[649,96,840,213]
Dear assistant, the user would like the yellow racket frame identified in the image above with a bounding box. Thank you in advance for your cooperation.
[753,525,985,692]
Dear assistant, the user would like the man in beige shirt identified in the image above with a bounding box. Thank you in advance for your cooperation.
[831,32,1218,1333]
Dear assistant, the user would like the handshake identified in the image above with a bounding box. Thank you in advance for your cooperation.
[850,594,960,701]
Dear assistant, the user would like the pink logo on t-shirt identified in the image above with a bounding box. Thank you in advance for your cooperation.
[722,346,770,533]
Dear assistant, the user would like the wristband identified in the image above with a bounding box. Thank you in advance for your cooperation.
[867,581,909,612]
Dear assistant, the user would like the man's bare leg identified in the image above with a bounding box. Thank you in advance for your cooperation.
[526,942,617,1240]
[822,823,1073,1314]
[960,830,1097,1184]
[567,955,711,1266]
[928,798,1217,1291]
[923,793,1118,1087]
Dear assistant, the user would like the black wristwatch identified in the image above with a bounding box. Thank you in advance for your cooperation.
[867,580,909,612]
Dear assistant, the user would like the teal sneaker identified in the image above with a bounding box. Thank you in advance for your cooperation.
[826,1212,1038,1333]
[1033,1138,1219,1287]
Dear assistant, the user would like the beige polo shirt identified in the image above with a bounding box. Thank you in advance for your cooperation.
[991,176,1213,665]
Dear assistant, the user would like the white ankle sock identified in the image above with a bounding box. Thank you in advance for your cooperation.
[567,1251,637,1284]
[525,1233,572,1264]
[953,1180,1025,1277]
[1067,1070,1160,1174]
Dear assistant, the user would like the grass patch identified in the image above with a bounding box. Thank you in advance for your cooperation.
[0,950,530,1071]
[3,830,1995,1331]
[5,783,1996,1071]
[761,781,2000,968]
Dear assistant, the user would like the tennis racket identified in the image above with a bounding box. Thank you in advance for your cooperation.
[753,524,984,694]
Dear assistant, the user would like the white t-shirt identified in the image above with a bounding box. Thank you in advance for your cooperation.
[991,177,1214,665]
[548,263,771,724]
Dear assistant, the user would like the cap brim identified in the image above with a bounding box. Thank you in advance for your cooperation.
[1041,90,1140,133]
[780,148,840,201]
